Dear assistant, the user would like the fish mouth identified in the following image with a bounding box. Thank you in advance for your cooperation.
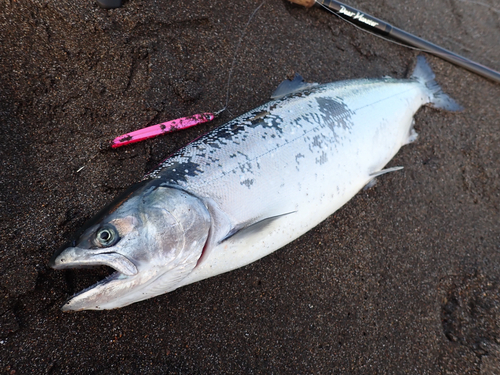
[62,267,122,310]
[50,247,139,311]
[50,247,138,276]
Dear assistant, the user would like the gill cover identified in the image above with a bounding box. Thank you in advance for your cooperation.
[50,183,211,310]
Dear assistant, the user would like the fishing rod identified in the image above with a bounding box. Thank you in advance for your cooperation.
[290,0,500,85]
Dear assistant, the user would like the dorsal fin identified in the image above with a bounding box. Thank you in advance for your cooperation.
[271,74,318,99]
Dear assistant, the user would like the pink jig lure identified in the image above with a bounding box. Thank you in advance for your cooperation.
[110,113,215,148]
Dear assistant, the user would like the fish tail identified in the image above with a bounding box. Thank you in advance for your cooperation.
[412,56,463,111]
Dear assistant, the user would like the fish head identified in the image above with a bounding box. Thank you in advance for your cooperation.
[50,182,211,311]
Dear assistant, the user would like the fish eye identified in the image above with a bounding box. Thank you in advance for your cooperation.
[95,224,120,247]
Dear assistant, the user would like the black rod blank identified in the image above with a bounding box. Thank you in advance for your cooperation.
[316,0,500,85]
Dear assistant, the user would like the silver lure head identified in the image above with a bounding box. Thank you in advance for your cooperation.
[50,182,211,311]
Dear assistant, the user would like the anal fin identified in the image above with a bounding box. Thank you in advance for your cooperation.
[369,166,404,177]
[364,166,404,190]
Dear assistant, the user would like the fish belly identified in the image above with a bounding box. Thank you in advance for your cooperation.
[157,79,427,287]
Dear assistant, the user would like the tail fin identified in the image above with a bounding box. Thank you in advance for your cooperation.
[411,56,463,111]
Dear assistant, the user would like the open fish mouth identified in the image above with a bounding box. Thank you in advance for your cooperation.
[60,269,127,312]
[50,247,140,310]
[66,266,121,299]
[65,266,127,304]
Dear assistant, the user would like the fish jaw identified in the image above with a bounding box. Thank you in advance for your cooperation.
[50,246,143,310]
[50,247,138,276]
[57,263,181,311]
[55,242,209,311]
[60,271,137,311]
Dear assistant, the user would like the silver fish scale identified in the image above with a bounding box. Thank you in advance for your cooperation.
[143,80,410,228]
[142,81,369,229]
[146,83,358,189]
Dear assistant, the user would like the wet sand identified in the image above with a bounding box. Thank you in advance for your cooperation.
[1,0,499,373]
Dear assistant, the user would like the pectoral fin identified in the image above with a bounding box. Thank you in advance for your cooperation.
[220,211,296,243]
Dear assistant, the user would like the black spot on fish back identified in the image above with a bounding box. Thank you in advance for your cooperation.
[315,97,354,132]
[149,160,203,184]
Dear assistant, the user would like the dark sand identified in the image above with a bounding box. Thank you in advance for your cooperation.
[1,0,499,373]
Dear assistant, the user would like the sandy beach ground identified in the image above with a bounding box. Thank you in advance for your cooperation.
[1,0,499,373]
